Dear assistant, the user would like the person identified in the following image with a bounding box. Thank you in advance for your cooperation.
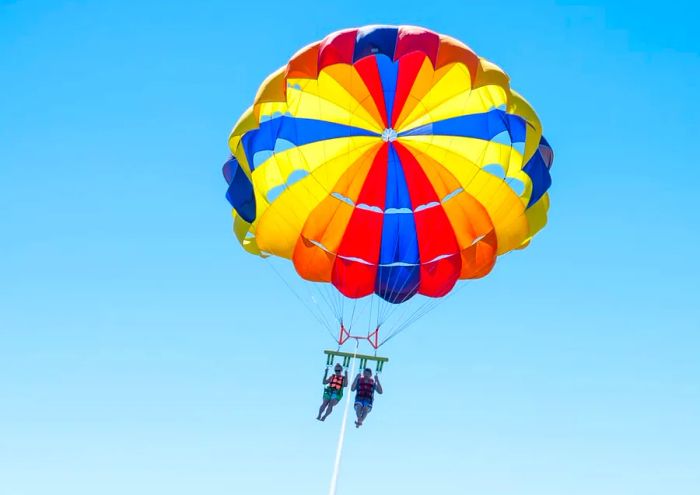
[316,363,348,421]
[351,368,383,428]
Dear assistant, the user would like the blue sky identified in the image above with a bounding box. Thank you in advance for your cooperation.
[1,1,699,494]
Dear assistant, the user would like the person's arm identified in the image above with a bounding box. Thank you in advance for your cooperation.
[322,368,330,385]
[351,374,360,391]
[375,375,383,394]
[342,371,349,387]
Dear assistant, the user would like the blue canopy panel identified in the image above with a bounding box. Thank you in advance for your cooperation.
[240,116,378,171]
[223,155,256,223]
[375,54,399,127]
[376,144,420,303]
[523,136,553,208]
[399,109,527,143]
[353,26,399,63]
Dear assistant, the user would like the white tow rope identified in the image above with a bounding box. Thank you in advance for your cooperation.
[328,340,359,495]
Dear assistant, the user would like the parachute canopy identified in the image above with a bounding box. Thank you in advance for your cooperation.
[224,25,553,304]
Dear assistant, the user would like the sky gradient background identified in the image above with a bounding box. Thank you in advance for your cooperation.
[2,1,699,494]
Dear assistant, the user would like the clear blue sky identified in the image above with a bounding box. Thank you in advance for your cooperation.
[2,1,699,494]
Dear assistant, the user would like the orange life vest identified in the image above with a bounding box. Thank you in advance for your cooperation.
[328,373,344,390]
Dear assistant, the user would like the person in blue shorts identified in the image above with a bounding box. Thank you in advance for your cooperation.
[316,363,348,421]
[352,367,383,428]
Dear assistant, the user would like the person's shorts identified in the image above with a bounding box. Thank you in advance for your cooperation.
[323,388,343,401]
[354,397,373,410]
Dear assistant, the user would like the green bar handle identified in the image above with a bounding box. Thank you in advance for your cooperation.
[324,350,388,374]
[324,350,388,363]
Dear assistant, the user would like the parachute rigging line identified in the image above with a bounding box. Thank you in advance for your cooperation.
[264,259,338,343]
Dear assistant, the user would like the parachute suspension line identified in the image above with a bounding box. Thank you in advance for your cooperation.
[264,259,338,343]
[375,279,392,327]
[380,276,474,347]
[380,297,441,346]
[252,194,341,341]
[347,297,359,332]
[340,293,347,327]
[310,288,337,339]
[378,247,522,347]
[376,265,420,328]
[314,283,340,325]
[334,286,344,324]
[376,282,411,329]
[381,263,411,324]
[320,284,337,320]
[253,173,344,341]
[335,287,345,324]
[328,339,359,495]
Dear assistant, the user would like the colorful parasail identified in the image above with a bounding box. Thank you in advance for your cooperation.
[223,25,554,307]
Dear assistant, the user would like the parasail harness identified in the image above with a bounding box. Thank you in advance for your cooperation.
[324,323,388,375]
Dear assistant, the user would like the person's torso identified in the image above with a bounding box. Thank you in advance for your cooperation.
[328,373,344,390]
[356,377,375,400]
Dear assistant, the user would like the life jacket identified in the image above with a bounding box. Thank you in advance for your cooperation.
[356,377,375,400]
[328,373,344,390]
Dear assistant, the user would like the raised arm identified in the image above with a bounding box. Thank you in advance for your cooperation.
[351,373,360,391]
[375,375,383,394]
[342,371,349,387]
[322,368,330,385]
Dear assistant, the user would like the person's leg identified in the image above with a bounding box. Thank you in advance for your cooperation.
[361,405,371,422]
[317,399,330,420]
[354,402,362,426]
[321,398,339,420]
[357,404,371,426]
